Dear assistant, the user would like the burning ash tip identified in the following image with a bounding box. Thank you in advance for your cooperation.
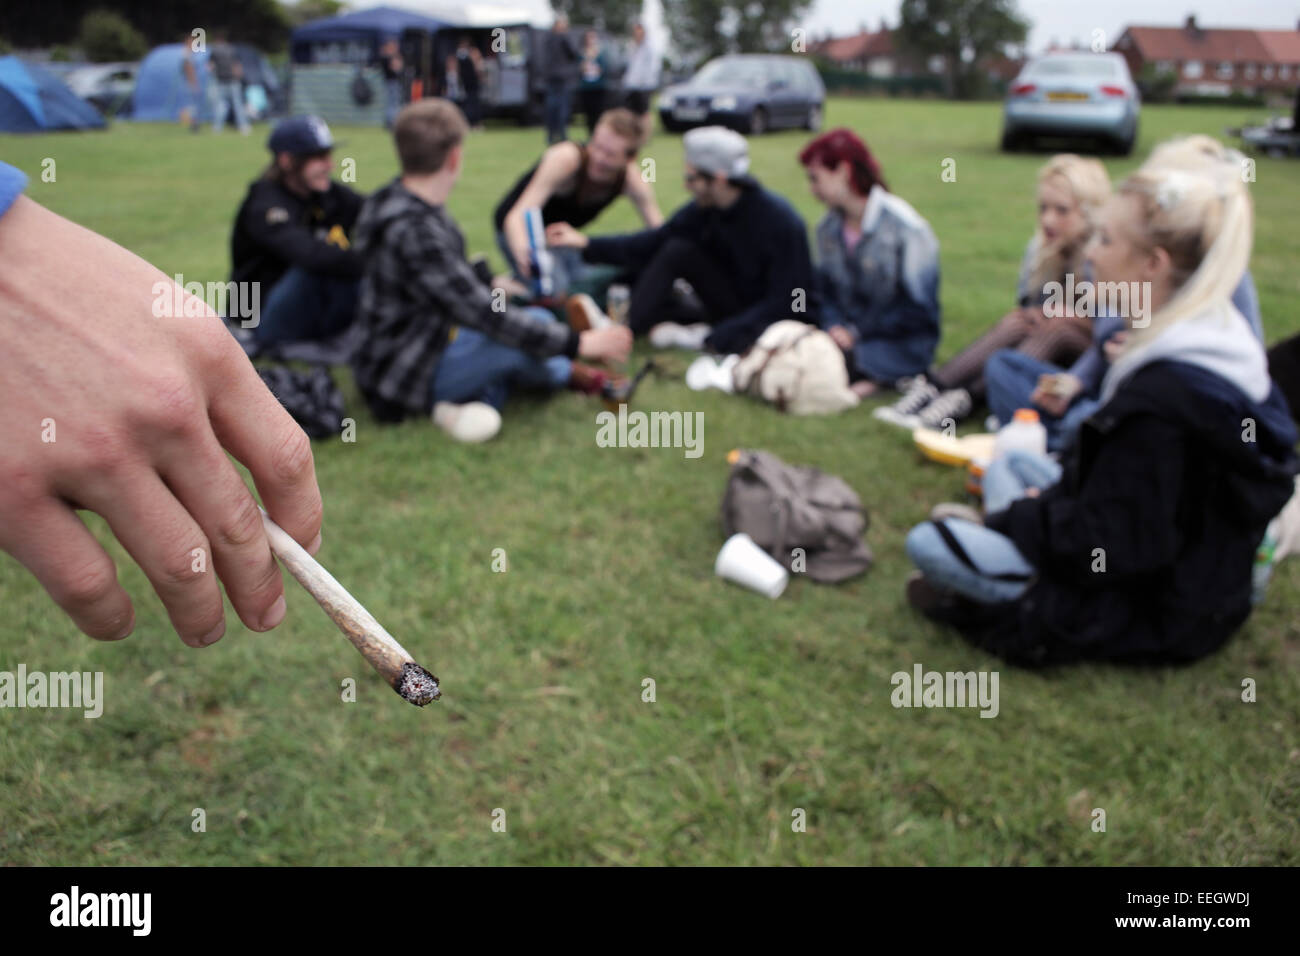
[397,662,441,706]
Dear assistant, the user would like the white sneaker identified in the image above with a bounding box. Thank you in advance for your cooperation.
[916,388,973,430]
[685,353,739,392]
[873,377,939,428]
[432,401,502,443]
[649,321,711,350]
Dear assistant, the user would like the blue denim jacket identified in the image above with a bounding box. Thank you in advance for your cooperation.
[814,185,941,382]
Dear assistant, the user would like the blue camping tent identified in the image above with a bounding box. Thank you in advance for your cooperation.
[0,56,107,132]
[290,5,449,63]
[130,44,211,122]
[131,43,284,123]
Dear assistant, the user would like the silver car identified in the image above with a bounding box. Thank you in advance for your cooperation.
[1001,52,1140,155]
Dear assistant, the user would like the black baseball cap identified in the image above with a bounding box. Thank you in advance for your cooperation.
[267,115,335,156]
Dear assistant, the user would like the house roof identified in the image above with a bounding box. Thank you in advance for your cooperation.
[814,30,894,63]
[1121,25,1300,64]
[1256,30,1300,64]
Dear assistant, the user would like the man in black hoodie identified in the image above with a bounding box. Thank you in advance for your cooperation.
[230,116,363,346]
[546,126,816,355]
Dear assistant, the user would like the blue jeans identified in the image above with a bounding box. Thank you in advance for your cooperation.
[849,335,933,384]
[907,447,1058,603]
[544,81,572,143]
[384,78,402,129]
[253,267,359,345]
[982,449,1062,516]
[906,519,1034,604]
[430,306,571,411]
[984,349,1099,453]
[212,80,248,132]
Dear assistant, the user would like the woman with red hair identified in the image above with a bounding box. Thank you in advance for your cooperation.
[800,128,941,397]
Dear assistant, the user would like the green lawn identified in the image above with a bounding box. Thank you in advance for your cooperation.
[1,98,1298,865]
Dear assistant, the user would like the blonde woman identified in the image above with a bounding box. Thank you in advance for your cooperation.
[983,135,1263,450]
[904,146,1298,665]
[876,154,1110,429]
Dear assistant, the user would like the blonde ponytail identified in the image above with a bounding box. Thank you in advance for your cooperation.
[1120,142,1253,346]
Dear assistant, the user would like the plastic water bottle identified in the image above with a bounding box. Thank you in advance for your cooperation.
[523,207,553,298]
[993,408,1048,459]
[1251,521,1279,606]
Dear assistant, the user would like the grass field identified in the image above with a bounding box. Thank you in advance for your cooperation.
[2,97,1299,866]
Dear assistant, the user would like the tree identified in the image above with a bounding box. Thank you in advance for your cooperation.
[1137,62,1177,103]
[0,1,291,52]
[663,0,813,66]
[77,9,147,62]
[551,0,643,35]
[283,0,345,27]
[896,0,1029,99]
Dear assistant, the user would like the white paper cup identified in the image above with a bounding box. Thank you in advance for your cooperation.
[715,533,789,599]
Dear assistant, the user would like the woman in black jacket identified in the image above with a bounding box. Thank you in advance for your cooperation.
[905,143,1298,665]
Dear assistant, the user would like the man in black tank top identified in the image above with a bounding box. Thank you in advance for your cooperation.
[494,108,661,299]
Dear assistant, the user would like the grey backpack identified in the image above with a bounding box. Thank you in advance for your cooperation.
[720,449,873,583]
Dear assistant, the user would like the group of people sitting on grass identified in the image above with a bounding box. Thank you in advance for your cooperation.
[227,100,1300,668]
[230,103,943,439]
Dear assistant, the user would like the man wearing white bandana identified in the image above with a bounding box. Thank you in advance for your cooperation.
[546,126,816,354]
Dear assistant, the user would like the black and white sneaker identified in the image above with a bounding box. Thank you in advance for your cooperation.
[873,377,939,428]
[916,388,973,430]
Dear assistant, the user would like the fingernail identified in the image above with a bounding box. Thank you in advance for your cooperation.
[109,611,135,641]
[307,532,322,556]
[199,622,225,647]
[260,595,287,631]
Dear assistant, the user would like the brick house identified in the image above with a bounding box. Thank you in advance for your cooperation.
[1113,15,1300,95]
[810,28,923,78]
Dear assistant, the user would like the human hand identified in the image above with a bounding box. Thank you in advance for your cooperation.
[1022,306,1049,331]
[544,222,588,249]
[827,325,855,350]
[492,274,529,299]
[578,325,632,364]
[0,197,323,647]
[1103,331,1129,364]
[1031,373,1081,418]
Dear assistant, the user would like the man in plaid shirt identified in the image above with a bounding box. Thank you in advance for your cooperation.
[352,99,631,442]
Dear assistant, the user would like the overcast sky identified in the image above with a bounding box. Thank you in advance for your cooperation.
[803,0,1300,52]
[382,1,1298,52]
